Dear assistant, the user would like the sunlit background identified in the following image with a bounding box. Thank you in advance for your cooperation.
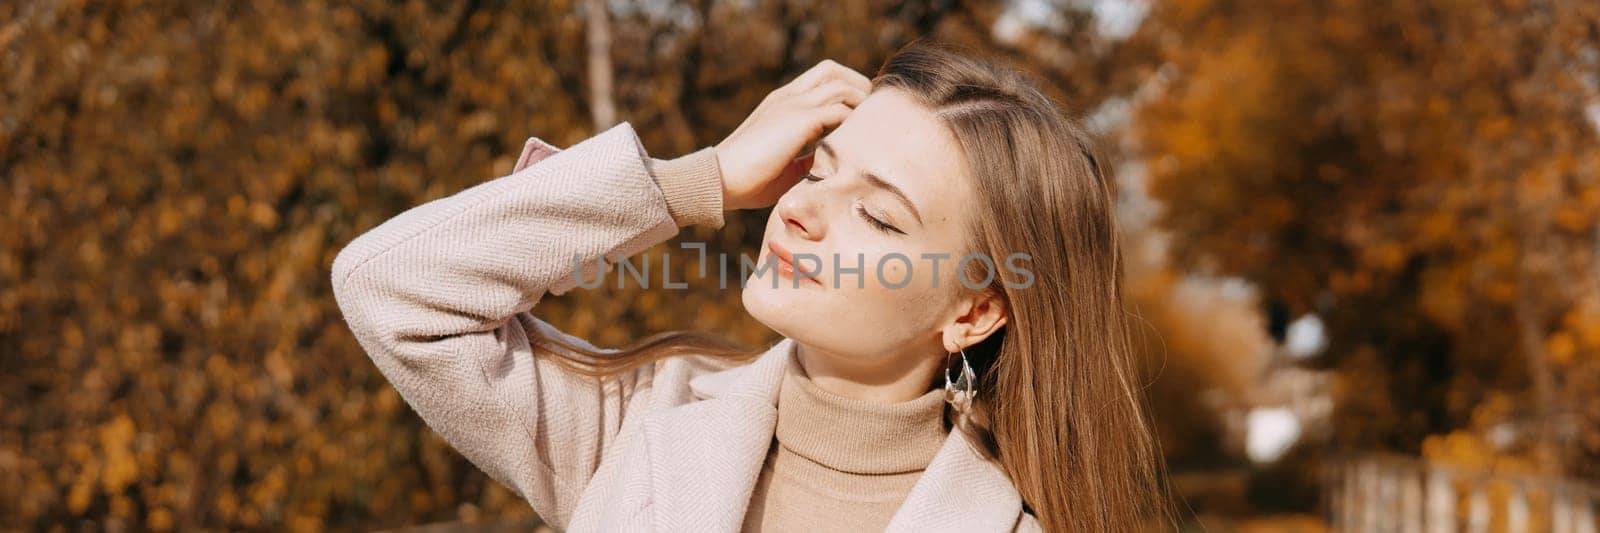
[3,0,1597,530]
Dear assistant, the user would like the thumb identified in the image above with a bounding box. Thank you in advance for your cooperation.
[776,152,815,185]
[744,153,813,209]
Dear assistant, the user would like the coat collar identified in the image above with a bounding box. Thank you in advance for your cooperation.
[644,337,1027,531]
[685,337,791,403]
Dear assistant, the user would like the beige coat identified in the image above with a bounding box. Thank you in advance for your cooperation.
[331,121,1040,532]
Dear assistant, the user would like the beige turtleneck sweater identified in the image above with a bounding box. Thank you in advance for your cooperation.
[741,355,949,532]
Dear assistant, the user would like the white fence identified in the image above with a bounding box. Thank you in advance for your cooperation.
[1328,455,1600,533]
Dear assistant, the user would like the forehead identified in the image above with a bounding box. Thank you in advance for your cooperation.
[822,89,970,222]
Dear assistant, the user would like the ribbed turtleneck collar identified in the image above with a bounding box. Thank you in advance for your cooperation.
[773,353,948,475]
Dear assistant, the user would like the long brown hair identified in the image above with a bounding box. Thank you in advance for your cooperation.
[531,39,1174,532]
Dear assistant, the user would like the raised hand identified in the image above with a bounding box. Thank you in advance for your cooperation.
[715,59,872,211]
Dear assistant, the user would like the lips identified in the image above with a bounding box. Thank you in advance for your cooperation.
[767,239,823,287]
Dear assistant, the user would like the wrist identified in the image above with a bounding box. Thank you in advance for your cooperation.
[647,146,726,229]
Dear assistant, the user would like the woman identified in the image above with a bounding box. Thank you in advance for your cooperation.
[332,41,1170,532]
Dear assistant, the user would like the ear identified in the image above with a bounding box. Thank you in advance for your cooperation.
[941,291,1008,353]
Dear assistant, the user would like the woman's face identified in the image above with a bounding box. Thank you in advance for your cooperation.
[743,87,981,366]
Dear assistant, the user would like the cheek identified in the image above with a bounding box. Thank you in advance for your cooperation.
[856,249,957,294]
[876,256,911,285]
[838,251,954,323]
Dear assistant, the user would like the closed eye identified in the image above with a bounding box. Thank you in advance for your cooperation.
[856,205,905,235]
[803,173,906,235]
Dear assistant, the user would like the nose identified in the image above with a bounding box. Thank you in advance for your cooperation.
[775,188,825,240]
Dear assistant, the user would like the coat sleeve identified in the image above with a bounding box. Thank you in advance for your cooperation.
[329,121,725,527]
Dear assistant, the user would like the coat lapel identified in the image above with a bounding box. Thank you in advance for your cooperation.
[643,338,794,531]
[884,420,1026,532]
[639,337,1027,531]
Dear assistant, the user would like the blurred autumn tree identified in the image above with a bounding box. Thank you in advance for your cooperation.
[1,0,1179,530]
[1136,0,1600,483]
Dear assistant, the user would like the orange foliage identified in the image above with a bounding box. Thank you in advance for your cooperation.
[1137,0,1600,478]
[0,1,1157,529]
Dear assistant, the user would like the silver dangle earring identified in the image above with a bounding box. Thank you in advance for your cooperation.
[944,346,976,414]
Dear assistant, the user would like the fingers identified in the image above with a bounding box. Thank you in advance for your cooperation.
[788,59,872,96]
[777,152,816,184]
[811,102,853,134]
[830,63,874,94]
[791,65,864,137]
[813,60,872,94]
[786,60,834,92]
[803,79,868,108]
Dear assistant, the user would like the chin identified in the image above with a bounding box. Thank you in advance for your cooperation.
[741,272,811,340]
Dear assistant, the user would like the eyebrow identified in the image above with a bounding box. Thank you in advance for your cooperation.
[816,139,925,227]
